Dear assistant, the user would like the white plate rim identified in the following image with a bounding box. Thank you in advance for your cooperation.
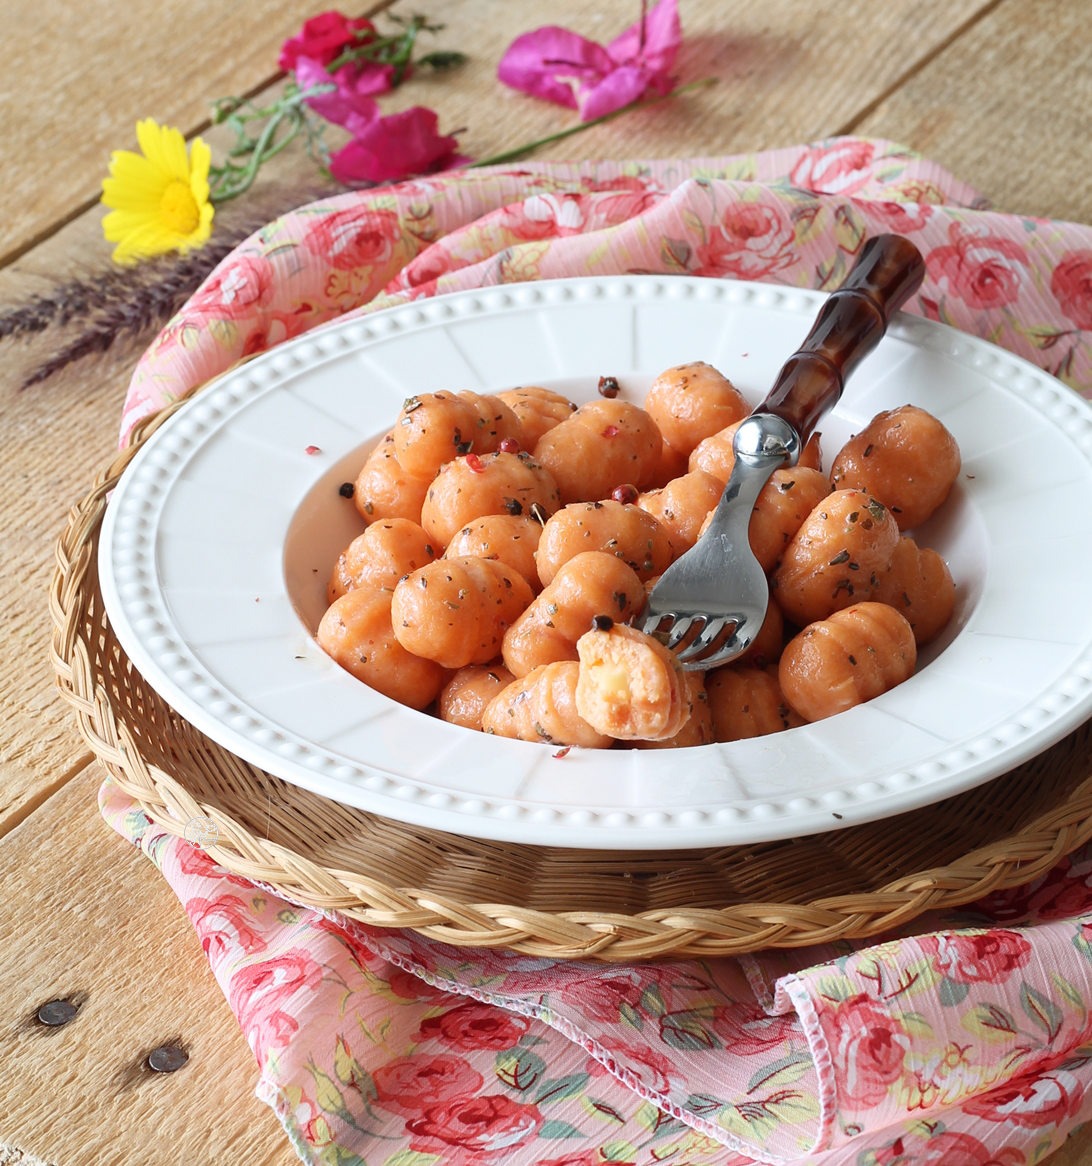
[98,274,1092,849]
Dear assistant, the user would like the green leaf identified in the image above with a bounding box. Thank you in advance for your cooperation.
[539,1120,585,1139]
[635,1104,685,1140]
[684,1092,723,1117]
[659,1010,720,1051]
[660,237,692,270]
[619,1000,643,1030]
[602,1141,639,1161]
[322,1148,368,1166]
[333,1035,376,1100]
[816,975,852,1003]
[307,1062,352,1120]
[746,1052,813,1093]
[583,1097,627,1124]
[417,50,468,69]
[495,1048,546,1092]
[963,1003,1019,1042]
[1021,982,1064,1041]
[938,977,970,1007]
[898,1011,934,1039]
[816,251,846,292]
[1025,325,1069,350]
[1051,972,1086,1012]
[535,1072,589,1105]
[383,1152,441,1166]
[640,984,667,1016]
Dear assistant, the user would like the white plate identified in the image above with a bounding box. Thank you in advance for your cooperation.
[99,276,1092,850]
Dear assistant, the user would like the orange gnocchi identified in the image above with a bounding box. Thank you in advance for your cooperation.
[391,556,534,669]
[779,602,917,722]
[319,359,958,750]
[482,661,612,748]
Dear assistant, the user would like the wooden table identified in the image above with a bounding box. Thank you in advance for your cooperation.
[2,1,1091,1161]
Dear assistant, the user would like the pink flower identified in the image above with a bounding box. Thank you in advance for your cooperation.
[416,1001,530,1050]
[172,839,253,886]
[227,949,324,1067]
[921,930,1032,984]
[875,1130,1024,1165]
[303,206,403,270]
[828,994,908,1108]
[869,199,934,234]
[964,1068,1084,1129]
[184,255,275,325]
[789,140,878,197]
[694,200,796,279]
[186,894,267,964]
[926,222,1028,310]
[279,10,376,71]
[406,1094,544,1156]
[561,968,644,1022]
[329,107,467,185]
[498,0,681,121]
[294,57,391,132]
[374,1055,484,1113]
[710,1002,797,1056]
[388,968,445,1000]
[597,1038,682,1094]
[1052,251,1092,330]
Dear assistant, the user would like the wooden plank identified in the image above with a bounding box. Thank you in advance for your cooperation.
[371,0,993,164]
[1048,1125,1092,1165]
[0,762,296,1166]
[0,0,996,833]
[854,0,1092,221]
[0,168,339,840]
[1,0,345,266]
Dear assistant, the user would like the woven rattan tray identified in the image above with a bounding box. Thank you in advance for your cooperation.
[50,394,1092,961]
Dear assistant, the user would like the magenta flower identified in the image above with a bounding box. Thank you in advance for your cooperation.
[329,107,468,185]
[278,10,377,72]
[294,56,388,135]
[498,0,681,121]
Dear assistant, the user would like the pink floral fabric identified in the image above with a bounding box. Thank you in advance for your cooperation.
[111,140,1092,1164]
[120,137,1092,443]
[102,777,1092,1166]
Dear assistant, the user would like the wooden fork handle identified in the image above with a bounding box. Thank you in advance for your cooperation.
[757,233,926,444]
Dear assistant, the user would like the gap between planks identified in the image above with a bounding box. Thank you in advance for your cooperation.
[0,0,399,273]
[836,0,1009,136]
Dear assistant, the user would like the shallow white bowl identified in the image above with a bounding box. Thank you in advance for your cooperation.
[99,276,1092,849]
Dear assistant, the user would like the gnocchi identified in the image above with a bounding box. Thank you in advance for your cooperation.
[536,499,674,586]
[482,661,612,748]
[318,357,959,753]
[534,399,662,504]
[391,556,534,669]
[778,602,917,722]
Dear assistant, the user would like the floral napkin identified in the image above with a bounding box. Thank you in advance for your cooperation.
[108,140,1092,1165]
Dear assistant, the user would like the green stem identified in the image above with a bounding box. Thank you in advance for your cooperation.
[209,86,331,203]
[469,77,716,169]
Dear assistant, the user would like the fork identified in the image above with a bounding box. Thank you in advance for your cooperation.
[637,233,926,670]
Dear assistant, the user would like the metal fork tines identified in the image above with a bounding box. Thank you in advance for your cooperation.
[637,414,798,671]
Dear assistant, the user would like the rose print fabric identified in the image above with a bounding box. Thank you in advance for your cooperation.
[109,139,1092,1164]
[120,137,1092,444]
[102,777,1092,1166]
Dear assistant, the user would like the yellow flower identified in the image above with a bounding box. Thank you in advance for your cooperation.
[101,118,215,264]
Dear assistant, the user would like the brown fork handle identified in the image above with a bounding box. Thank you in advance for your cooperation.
[757,233,926,443]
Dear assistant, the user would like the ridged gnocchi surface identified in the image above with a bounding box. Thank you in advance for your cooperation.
[779,602,917,722]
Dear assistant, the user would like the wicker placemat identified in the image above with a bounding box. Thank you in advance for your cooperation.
[49,394,1092,961]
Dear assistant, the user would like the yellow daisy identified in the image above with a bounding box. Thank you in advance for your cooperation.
[101,118,215,264]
